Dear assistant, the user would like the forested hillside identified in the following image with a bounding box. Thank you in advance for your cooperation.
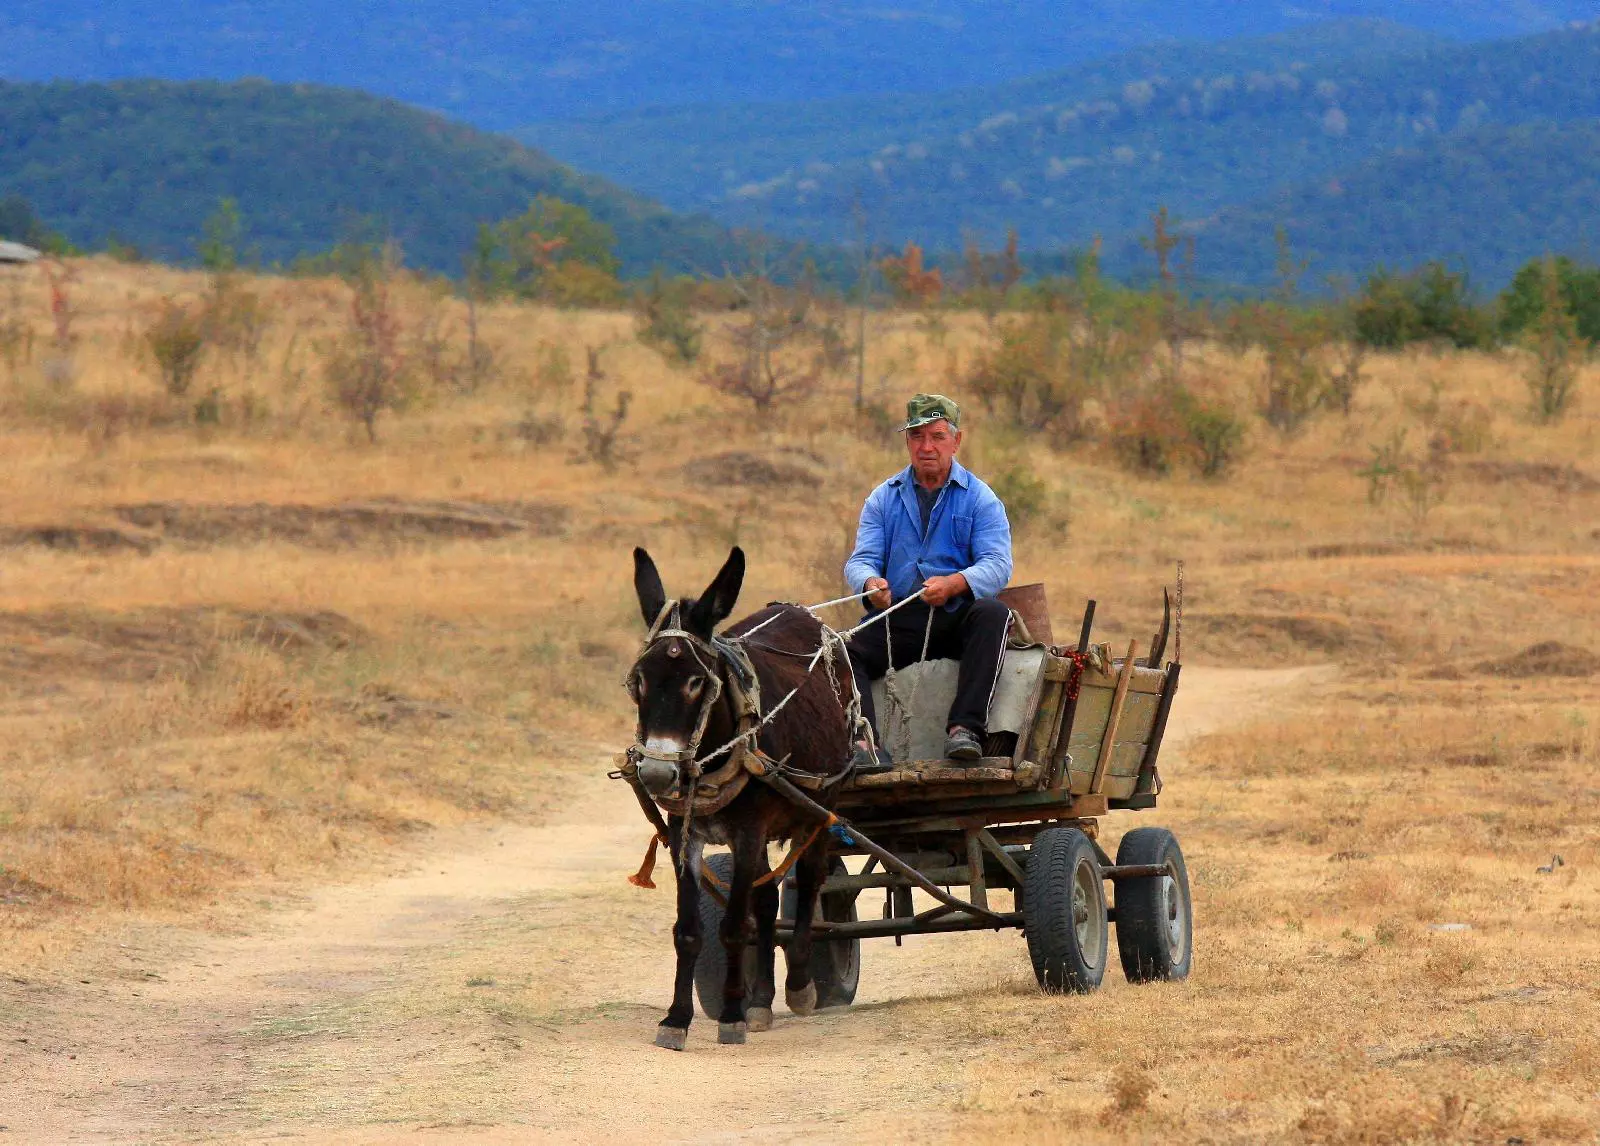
[0,80,738,274]
[520,20,1447,218]
[2,2,1594,127]
[1143,120,1600,288]
[529,22,1600,288]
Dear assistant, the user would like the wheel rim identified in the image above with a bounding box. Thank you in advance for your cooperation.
[1072,857,1103,969]
[1163,869,1189,955]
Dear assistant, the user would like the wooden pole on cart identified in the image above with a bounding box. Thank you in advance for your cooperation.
[1090,640,1138,796]
[1046,599,1097,790]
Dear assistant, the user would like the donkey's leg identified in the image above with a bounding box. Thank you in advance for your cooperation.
[716,827,764,1044]
[783,838,829,1016]
[656,820,703,1051]
[746,862,780,1034]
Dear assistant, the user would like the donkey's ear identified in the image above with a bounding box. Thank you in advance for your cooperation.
[633,547,667,629]
[688,546,745,635]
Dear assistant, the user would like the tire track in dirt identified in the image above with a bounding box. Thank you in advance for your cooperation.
[2,666,1330,1143]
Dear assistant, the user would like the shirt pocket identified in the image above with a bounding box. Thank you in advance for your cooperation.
[950,513,974,548]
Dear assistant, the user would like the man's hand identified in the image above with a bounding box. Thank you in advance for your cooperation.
[920,572,970,607]
[863,576,891,611]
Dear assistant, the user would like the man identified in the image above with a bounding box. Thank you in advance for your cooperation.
[844,393,1013,772]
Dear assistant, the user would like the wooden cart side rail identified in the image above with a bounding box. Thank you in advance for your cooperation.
[841,791,1109,833]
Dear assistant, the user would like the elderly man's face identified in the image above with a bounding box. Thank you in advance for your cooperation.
[906,420,961,487]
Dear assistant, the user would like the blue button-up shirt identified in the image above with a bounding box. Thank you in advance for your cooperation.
[844,459,1013,610]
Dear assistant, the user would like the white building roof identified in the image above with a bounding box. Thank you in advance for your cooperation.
[0,240,42,264]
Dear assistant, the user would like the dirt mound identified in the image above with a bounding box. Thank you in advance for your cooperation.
[680,450,824,489]
[1460,460,1600,493]
[0,524,157,555]
[1184,611,1392,663]
[0,869,67,908]
[1223,538,1494,565]
[2,500,567,556]
[1475,641,1600,678]
[0,606,367,685]
[111,499,567,549]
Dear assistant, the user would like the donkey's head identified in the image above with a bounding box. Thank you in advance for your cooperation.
[626,546,745,795]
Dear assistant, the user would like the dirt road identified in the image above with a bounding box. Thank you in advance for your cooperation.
[3,666,1328,1143]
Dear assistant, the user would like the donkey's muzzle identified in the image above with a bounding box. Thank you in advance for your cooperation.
[636,757,680,797]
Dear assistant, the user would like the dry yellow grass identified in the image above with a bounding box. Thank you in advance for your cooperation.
[2,256,1599,1140]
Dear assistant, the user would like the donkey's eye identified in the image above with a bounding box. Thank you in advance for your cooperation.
[684,676,705,699]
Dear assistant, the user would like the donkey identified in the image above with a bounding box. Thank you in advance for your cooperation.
[628,545,855,1049]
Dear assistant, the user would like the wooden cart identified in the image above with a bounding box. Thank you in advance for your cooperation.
[693,595,1193,1015]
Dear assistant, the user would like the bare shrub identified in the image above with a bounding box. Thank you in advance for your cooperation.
[635,273,703,365]
[39,259,77,356]
[38,259,77,388]
[1106,393,1188,476]
[201,273,269,369]
[1104,384,1245,479]
[146,298,207,396]
[579,386,632,470]
[1103,1063,1155,1118]
[973,245,1159,440]
[534,341,574,396]
[1358,427,1447,523]
[461,292,498,392]
[967,314,1094,439]
[323,246,411,443]
[410,299,462,393]
[0,278,33,383]
[988,462,1052,532]
[1524,256,1585,422]
[1255,306,1329,434]
[1180,389,1248,478]
[699,259,831,411]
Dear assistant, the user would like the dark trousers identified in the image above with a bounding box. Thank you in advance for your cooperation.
[846,595,1012,740]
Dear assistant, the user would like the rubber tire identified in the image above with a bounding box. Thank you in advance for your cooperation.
[1022,826,1108,994]
[781,857,861,1009]
[693,853,755,1021]
[1113,827,1193,983]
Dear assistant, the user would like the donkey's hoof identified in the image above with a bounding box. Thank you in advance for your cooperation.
[654,1026,689,1051]
[786,982,818,1017]
[745,1006,773,1033]
[718,1021,748,1045]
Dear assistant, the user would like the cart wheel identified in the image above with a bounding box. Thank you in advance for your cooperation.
[1113,827,1193,983]
[1022,826,1107,993]
[782,857,860,1009]
[693,853,755,1020]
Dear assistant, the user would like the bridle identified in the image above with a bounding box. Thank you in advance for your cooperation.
[624,599,728,772]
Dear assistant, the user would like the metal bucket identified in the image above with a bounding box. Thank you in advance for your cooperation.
[997,582,1052,646]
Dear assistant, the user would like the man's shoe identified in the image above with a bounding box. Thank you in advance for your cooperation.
[944,727,983,761]
[851,743,896,775]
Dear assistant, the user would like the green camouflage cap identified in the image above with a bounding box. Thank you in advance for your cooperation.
[898,393,961,431]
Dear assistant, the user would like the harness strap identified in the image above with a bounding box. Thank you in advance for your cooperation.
[696,812,839,899]
[629,832,668,889]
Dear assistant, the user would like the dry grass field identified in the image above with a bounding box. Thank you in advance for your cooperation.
[1,256,1598,1142]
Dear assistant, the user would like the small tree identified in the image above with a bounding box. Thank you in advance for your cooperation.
[699,250,830,411]
[197,198,244,272]
[323,245,408,442]
[146,299,206,396]
[477,196,622,304]
[0,279,32,383]
[880,242,943,306]
[1142,207,1199,384]
[1524,255,1584,422]
[634,272,703,365]
[968,244,1153,441]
